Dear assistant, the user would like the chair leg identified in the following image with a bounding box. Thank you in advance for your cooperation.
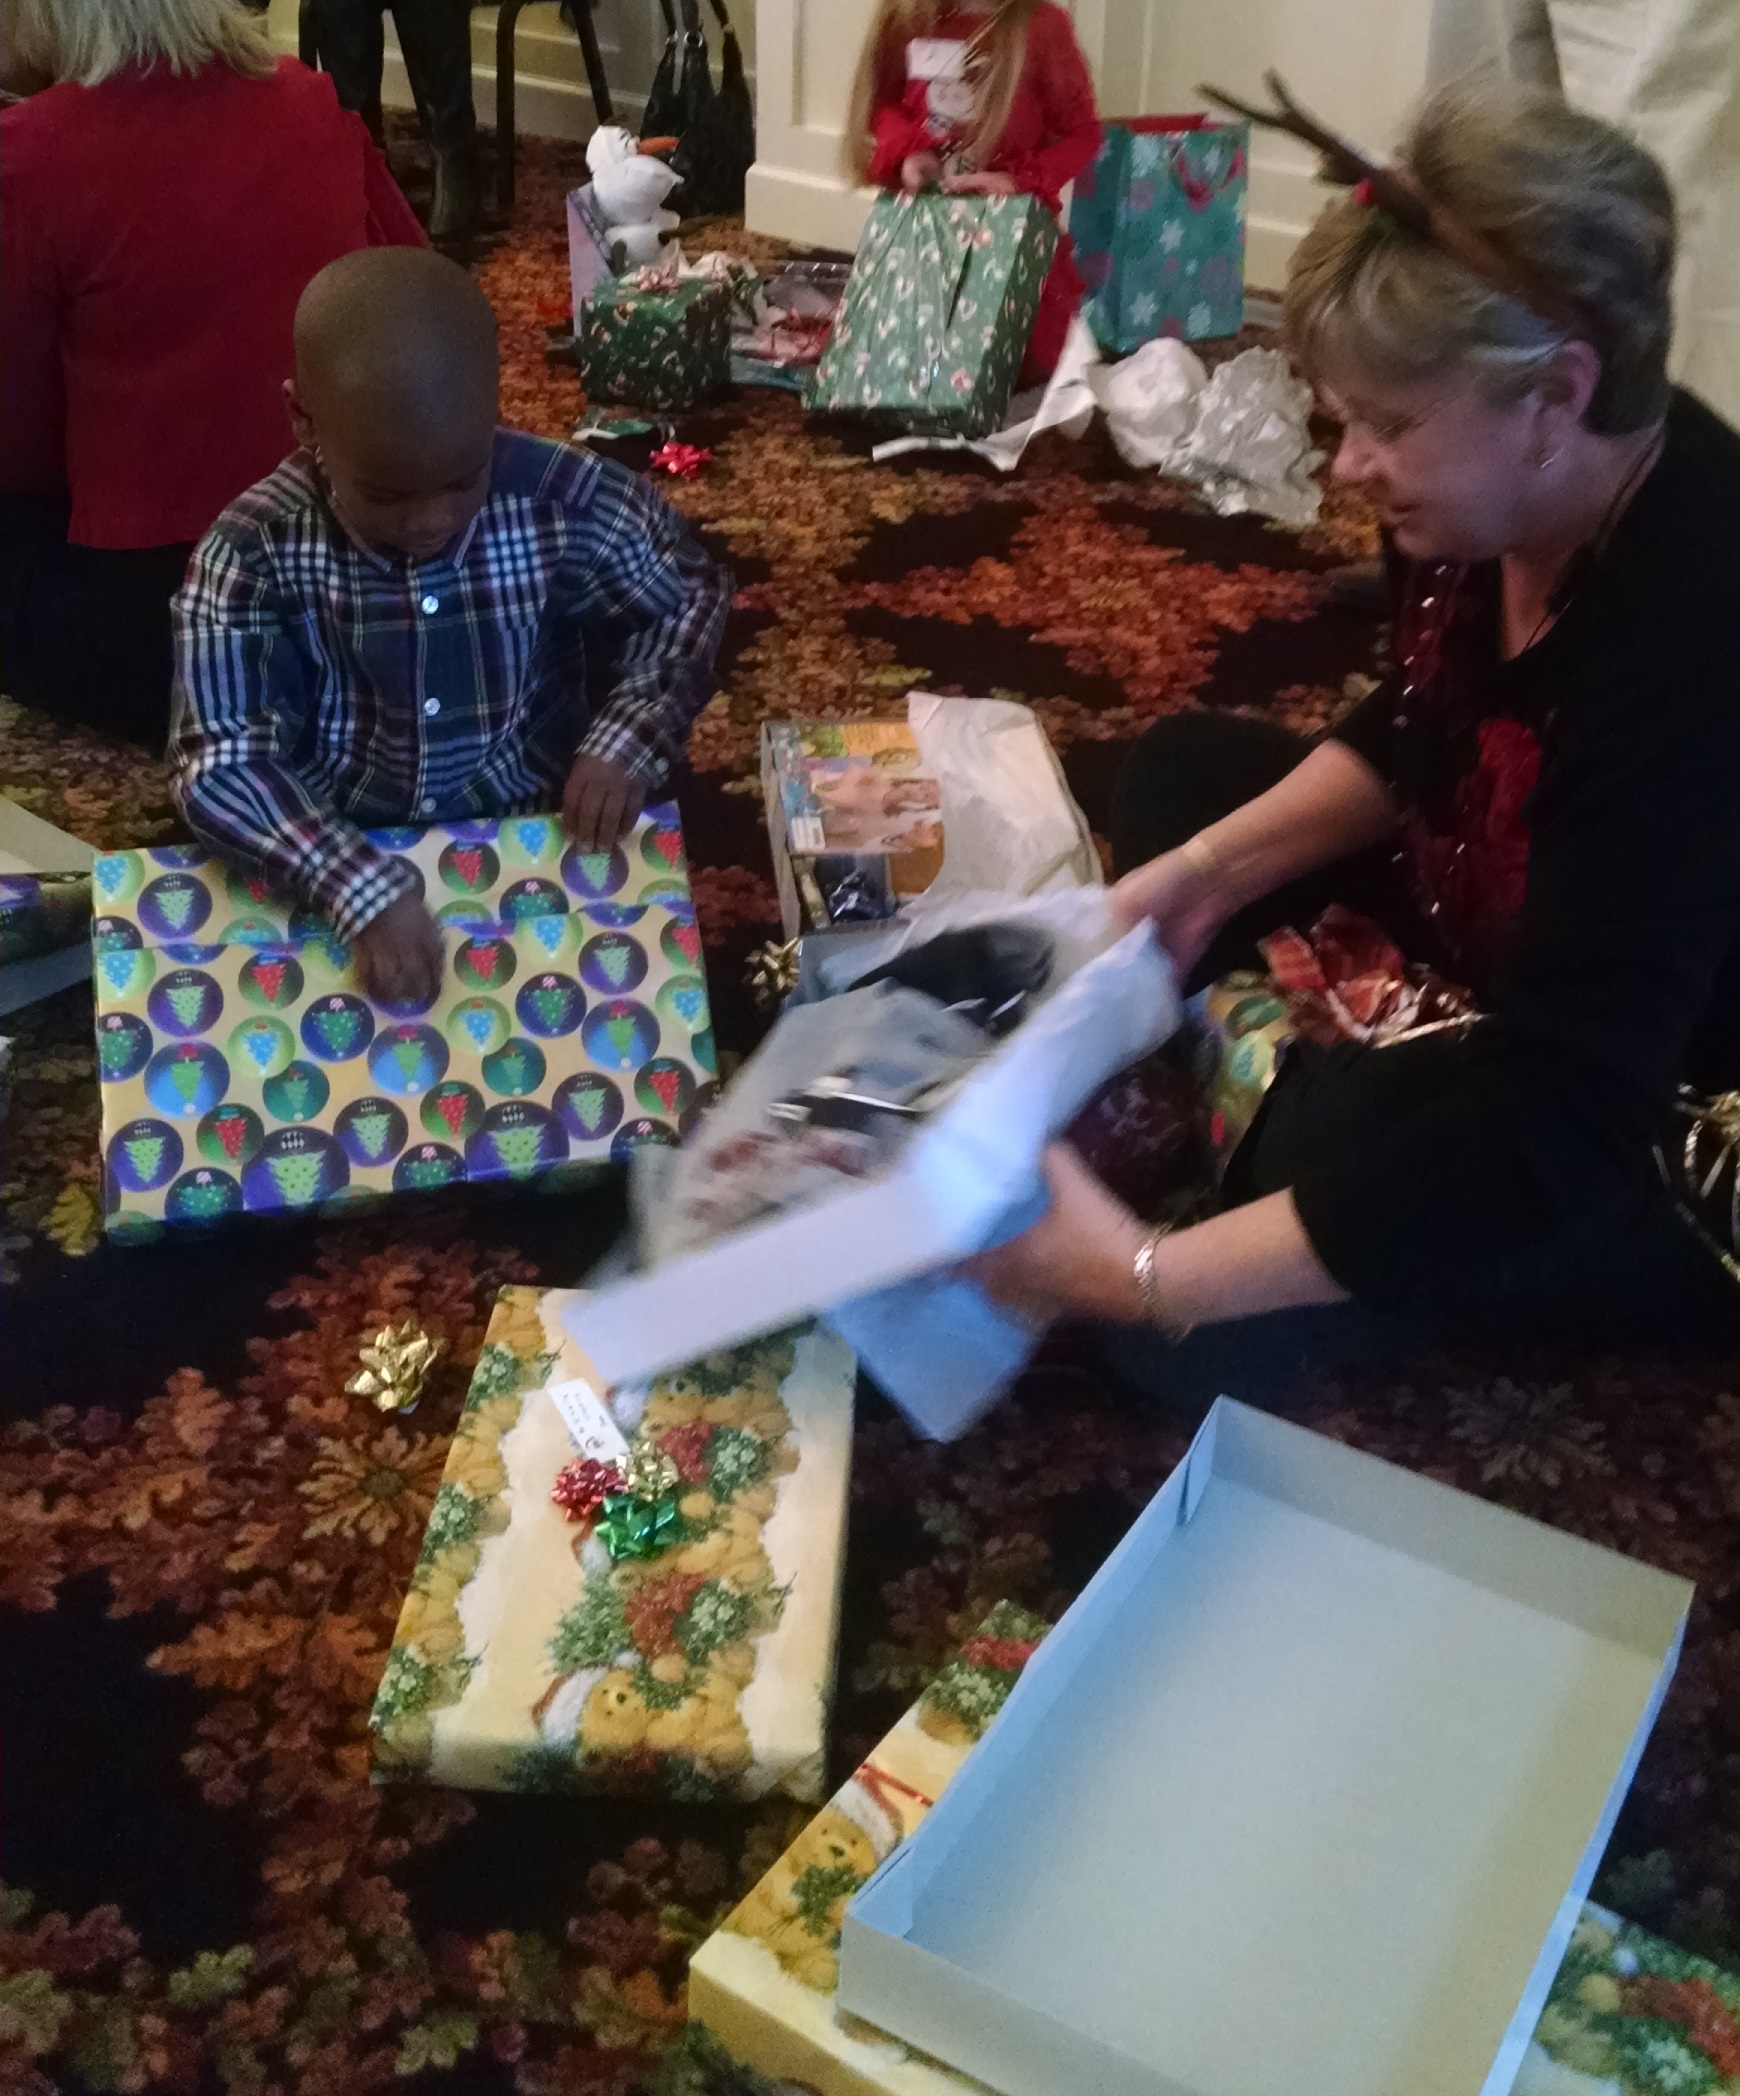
[572,3,615,124]
[495,0,528,216]
[298,0,320,68]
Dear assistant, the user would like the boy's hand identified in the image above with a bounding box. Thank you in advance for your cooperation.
[940,170,1018,196]
[901,150,944,193]
[563,752,646,853]
[353,892,446,1009]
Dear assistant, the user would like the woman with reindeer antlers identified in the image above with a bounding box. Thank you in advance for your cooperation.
[971,76,1740,1396]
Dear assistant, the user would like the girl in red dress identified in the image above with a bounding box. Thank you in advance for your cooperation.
[845,0,1102,383]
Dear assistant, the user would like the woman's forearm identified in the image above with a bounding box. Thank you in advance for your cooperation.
[1145,1192,1348,1327]
[1189,741,1398,913]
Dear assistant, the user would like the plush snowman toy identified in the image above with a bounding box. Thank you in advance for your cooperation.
[586,125,683,271]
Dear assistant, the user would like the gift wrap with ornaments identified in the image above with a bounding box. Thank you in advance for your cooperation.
[369,1287,855,1800]
[808,191,1059,440]
[89,807,714,1238]
[1069,117,1248,353]
[576,272,732,413]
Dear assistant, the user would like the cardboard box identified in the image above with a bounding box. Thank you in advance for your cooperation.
[687,1602,1047,2096]
[761,697,1100,943]
[839,1399,1692,2096]
[370,1287,854,1800]
[90,806,714,1238]
[562,892,1179,1434]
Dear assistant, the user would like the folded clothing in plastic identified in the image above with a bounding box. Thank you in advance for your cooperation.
[565,890,1181,1439]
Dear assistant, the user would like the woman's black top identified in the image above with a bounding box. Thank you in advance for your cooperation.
[1279,388,1740,1309]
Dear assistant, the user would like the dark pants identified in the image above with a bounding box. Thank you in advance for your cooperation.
[0,493,191,750]
[312,0,477,155]
[1096,711,1740,1409]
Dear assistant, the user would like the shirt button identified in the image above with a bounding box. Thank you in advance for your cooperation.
[419,796,436,815]
[424,697,441,717]
[420,594,440,614]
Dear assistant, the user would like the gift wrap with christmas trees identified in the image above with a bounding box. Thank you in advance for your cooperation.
[808,191,1059,440]
[369,1287,856,1801]
[89,807,714,1238]
[682,1603,1048,2095]
[577,274,732,412]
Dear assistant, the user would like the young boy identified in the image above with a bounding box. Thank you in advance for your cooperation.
[169,246,729,1007]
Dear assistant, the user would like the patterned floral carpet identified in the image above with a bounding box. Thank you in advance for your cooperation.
[4,132,1738,2096]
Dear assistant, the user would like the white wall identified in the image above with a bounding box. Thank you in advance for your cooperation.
[746,0,1435,278]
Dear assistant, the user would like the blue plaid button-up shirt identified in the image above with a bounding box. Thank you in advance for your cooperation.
[169,429,730,938]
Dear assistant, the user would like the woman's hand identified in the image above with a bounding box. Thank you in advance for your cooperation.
[964,1144,1146,1329]
[941,170,1019,196]
[1110,841,1233,977]
[901,150,944,193]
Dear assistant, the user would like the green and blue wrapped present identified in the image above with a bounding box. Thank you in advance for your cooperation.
[1070,116,1248,352]
[808,190,1058,439]
[577,272,732,413]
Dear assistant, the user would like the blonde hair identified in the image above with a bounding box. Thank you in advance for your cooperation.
[844,0,1040,186]
[1284,85,1676,435]
[8,0,275,88]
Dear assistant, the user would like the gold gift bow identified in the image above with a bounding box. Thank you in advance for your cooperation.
[346,1321,444,1414]
[1668,1087,1740,1284]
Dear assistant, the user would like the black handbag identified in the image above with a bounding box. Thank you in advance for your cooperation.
[669,0,755,217]
[641,0,683,141]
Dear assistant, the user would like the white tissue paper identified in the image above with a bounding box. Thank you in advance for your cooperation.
[867,314,1325,527]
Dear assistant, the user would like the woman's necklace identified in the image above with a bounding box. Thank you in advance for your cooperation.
[1514,424,1666,655]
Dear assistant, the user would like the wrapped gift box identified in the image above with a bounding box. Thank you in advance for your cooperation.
[90,806,714,1239]
[687,1601,1047,2095]
[1069,117,1248,352]
[370,1287,854,1800]
[689,1610,1737,2096]
[577,273,731,413]
[1516,1903,1740,2096]
[809,193,1059,440]
[839,1400,1692,2096]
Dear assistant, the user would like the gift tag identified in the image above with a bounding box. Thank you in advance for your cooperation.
[907,37,967,80]
[544,1377,631,1463]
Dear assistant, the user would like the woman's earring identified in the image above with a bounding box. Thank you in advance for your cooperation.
[1535,444,1558,472]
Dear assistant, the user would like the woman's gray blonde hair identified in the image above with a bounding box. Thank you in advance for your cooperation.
[9,0,275,88]
[1284,85,1676,435]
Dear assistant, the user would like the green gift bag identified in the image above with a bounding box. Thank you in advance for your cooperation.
[808,190,1059,439]
[577,273,732,413]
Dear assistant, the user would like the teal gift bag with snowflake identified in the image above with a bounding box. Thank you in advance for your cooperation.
[1070,116,1248,352]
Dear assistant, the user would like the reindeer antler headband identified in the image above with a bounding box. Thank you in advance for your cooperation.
[1198,71,1584,338]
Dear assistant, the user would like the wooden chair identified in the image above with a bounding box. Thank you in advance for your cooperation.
[296,2,615,218]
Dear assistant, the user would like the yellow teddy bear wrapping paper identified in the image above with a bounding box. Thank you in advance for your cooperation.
[684,1602,1048,2096]
[369,1286,855,1801]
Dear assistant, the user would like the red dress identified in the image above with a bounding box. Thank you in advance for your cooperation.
[0,57,425,551]
[864,4,1102,382]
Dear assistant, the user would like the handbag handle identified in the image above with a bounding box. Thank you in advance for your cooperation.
[676,0,706,42]
[657,0,675,34]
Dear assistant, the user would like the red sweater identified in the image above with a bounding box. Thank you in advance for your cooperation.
[1,57,425,550]
[865,3,1101,211]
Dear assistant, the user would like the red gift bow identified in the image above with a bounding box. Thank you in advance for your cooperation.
[648,441,712,478]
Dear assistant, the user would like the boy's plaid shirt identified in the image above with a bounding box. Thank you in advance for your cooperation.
[169,429,729,936]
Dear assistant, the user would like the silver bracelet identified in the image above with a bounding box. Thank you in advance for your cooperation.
[1132,1224,1193,1342]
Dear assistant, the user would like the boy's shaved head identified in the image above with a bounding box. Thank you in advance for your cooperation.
[295,247,498,460]
[289,248,500,561]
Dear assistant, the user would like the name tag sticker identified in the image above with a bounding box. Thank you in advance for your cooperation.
[544,1377,631,1463]
[907,37,967,81]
